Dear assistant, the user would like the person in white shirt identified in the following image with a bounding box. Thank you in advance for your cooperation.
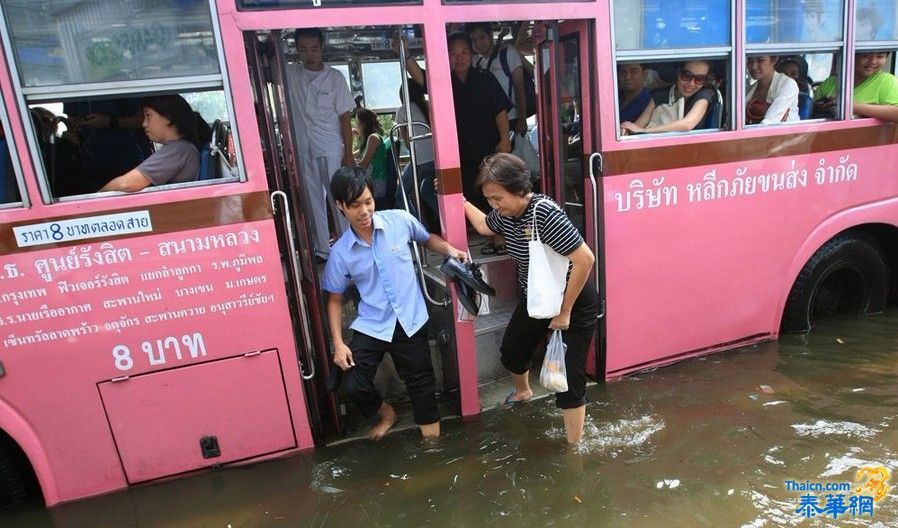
[746,55,800,125]
[466,22,529,136]
[286,28,356,259]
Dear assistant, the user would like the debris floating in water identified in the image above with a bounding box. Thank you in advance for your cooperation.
[574,495,582,503]
[758,385,774,394]
[656,479,680,489]
[836,337,845,344]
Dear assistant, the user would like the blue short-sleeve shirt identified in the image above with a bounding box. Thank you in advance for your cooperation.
[322,209,431,342]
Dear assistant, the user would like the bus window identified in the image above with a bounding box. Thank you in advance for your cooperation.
[746,0,844,43]
[617,58,728,136]
[239,0,419,8]
[26,89,237,198]
[0,1,242,201]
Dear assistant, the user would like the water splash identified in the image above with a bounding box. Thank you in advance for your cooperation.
[791,420,879,439]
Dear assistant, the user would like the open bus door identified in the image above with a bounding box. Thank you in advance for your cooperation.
[245,30,341,442]
[536,20,605,377]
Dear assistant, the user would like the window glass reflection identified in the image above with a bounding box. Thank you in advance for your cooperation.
[2,0,219,88]
[615,0,730,50]
[746,0,844,43]
[855,0,898,41]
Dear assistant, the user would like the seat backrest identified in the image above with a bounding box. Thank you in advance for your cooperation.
[699,87,724,129]
[197,120,225,181]
[798,93,813,120]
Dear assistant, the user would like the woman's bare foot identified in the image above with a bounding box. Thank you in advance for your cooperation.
[368,402,398,440]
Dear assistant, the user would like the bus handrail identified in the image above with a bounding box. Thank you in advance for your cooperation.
[588,152,605,319]
[270,190,316,380]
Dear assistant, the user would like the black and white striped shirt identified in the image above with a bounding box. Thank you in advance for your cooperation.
[485,193,583,297]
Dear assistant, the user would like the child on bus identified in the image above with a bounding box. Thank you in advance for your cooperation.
[323,166,467,440]
[814,52,898,122]
[99,95,210,193]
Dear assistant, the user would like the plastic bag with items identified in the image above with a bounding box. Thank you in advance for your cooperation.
[540,329,568,393]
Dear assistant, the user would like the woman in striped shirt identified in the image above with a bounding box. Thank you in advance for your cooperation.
[463,153,599,444]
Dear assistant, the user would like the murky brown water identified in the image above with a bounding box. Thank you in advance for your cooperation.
[3,312,897,527]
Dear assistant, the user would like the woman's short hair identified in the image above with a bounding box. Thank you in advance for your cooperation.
[475,153,532,196]
[331,166,374,205]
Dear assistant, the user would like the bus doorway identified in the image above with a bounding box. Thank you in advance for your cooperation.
[534,20,605,377]
[245,26,462,443]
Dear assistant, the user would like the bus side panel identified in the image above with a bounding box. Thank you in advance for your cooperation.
[601,146,897,376]
[0,218,313,504]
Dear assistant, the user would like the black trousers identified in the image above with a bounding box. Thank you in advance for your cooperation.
[341,323,439,425]
[499,284,599,409]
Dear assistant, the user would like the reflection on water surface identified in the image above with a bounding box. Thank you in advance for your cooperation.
[3,312,896,527]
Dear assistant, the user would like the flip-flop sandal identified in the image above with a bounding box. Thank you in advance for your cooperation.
[504,390,532,406]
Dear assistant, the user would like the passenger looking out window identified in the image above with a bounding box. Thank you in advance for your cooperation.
[466,22,530,136]
[100,95,210,193]
[814,52,898,122]
[746,55,800,125]
[286,27,356,260]
[620,60,716,135]
[618,63,652,123]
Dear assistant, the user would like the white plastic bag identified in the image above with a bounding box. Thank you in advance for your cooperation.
[540,329,568,393]
[510,132,540,179]
[526,200,569,319]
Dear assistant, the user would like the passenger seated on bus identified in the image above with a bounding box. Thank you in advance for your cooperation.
[620,60,715,135]
[745,55,800,125]
[466,22,530,135]
[778,56,813,96]
[353,107,391,205]
[814,52,898,122]
[394,79,439,232]
[618,63,651,123]
[64,97,152,191]
[99,95,211,193]
[323,166,467,440]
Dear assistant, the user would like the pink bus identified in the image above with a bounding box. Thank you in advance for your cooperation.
[1,0,896,507]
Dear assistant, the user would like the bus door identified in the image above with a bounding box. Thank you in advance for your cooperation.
[536,20,605,376]
[245,30,341,441]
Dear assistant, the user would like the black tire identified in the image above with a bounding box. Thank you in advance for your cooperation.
[781,232,890,333]
[0,444,26,510]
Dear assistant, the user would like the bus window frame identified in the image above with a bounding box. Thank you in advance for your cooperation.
[0,86,29,209]
[609,0,737,142]
[0,0,248,205]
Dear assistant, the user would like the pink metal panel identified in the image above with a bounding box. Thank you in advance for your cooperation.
[602,147,898,377]
[98,350,295,483]
[0,220,314,504]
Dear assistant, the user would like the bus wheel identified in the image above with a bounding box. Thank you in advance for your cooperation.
[0,445,26,509]
[781,233,889,333]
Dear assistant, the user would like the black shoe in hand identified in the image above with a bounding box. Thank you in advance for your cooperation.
[439,257,496,297]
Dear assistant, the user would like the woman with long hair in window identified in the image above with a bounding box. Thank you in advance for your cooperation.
[620,59,716,135]
[100,95,210,192]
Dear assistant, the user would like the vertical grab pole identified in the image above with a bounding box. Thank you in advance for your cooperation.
[270,190,316,380]
[588,152,604,319]
[396,32,424,219]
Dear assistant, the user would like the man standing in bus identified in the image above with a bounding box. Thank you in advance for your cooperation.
[287,28,356,259]
[401,33,511,214]
[323,167,467,439]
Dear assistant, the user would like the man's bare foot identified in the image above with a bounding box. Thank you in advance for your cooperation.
[368,403,397,440]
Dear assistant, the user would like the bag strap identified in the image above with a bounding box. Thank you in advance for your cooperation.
[530,197,561,242]
[498,48,515,102]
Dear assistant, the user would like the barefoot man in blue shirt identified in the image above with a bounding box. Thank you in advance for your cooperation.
[323,167,467,439]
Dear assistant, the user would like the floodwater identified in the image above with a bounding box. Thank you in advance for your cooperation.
[3,312,897,527]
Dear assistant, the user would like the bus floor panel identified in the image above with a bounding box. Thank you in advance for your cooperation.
[478,372,599,413]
